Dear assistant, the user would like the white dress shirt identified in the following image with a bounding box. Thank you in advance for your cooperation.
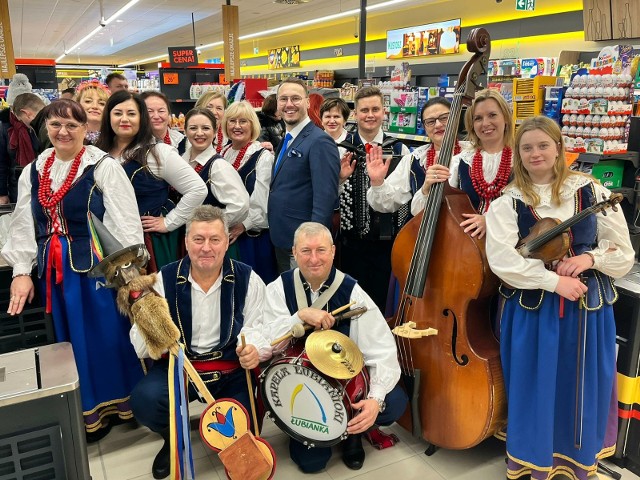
[485,175,635,292]
[222,141,274,231]
[183,145,250,227]
[262,276,401,400]
[286,116,312,142]
[411,147,508,216]
[2,145,144,276]
[116,143,207,232]
[129,268,269,359]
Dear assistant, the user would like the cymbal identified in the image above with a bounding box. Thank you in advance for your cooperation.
[305,330,364,379]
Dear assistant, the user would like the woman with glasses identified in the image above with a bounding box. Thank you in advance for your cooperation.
[181,107,249,237]
[411,89,513,239]
[220,101,277,282]
[367,96,470,216]
[97,91,207,271]
[195,91,228,154]
[140,91,187,154]
[2,99,145,441]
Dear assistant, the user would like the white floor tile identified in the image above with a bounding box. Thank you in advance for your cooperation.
[94,415,640,480]
[346,455,445,480]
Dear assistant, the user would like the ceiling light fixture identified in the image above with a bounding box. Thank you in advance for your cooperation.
[119,0,409,67]
[56,0,141,63]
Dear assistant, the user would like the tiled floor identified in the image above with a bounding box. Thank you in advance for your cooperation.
[89,403,640,480]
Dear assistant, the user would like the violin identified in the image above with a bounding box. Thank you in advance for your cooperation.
[516,192,623,263]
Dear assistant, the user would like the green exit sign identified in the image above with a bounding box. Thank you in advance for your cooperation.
[516,0,535,10]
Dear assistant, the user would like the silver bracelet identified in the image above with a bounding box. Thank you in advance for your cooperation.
[12,273,31,279]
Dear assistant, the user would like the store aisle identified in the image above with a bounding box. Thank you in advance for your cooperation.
[88,402,637,480]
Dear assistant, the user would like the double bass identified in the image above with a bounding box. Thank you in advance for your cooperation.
[390,28,507,450]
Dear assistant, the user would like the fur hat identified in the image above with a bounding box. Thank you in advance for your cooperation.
[6,73,33,105]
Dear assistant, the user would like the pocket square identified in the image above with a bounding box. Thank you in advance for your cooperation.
[288,149,303,158]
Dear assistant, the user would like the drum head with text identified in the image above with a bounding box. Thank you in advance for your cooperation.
[260,361,348,447]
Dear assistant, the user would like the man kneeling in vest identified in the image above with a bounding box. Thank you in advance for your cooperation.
[262,221,408,472]
[129,205,269,479]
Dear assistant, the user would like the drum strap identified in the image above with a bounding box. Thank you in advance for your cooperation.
[293,268,345,311]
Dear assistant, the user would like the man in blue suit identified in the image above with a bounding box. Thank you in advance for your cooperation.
[268,77,340,273]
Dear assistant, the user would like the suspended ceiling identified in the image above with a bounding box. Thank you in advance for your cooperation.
[8,0,433,65]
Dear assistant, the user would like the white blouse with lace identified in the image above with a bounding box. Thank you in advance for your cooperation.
[485,174,634,292]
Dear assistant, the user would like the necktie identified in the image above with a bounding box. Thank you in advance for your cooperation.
[274,133,293,174]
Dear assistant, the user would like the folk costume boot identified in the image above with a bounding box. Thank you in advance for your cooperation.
[342,433,365,470]
[152,428,171,479]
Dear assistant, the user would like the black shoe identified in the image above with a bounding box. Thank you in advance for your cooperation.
[342,434,365,470]
[85,422,112,443]
[152,431,171,479]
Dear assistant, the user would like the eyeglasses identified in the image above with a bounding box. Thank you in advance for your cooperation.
[227,118,250,127]
[277,96,305,105]
[47,121,85,132]
[422,113,450,129]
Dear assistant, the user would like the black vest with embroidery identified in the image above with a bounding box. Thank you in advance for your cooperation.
[122,159,174,217]
[500,182,617,310]
[160,255,251,361]
[280,267,357,338]
[457,161,482,212]
[31,159,106,277]
[197,154,225,209]
[237,149,264,196]
[340,131,408,240]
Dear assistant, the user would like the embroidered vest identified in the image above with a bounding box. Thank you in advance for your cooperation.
[457,161,482,212]
[161,255,251,361]
[197,154,225,209]
[340,131,408,240]
[31,159,106,277]
[280,267,357,337]
[122,159,174,216]
[237,149,264,196]
[500,183,617,310]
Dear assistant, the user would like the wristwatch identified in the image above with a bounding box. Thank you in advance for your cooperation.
[368,395,386,413]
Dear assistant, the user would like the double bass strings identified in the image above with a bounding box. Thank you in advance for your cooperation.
[395,85,467,376]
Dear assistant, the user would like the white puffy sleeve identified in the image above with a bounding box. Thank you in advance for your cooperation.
[148,144,207,231]
[243,150,273,231]
[485,194,560,292]
[588,182,634,278]
[1,166,36,275]
[367,151,415,213]
[207,159,250,227]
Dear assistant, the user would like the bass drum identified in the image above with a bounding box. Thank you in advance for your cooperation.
[260,354,368,447]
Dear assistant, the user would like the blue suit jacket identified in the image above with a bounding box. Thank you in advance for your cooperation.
[268,121,340,249]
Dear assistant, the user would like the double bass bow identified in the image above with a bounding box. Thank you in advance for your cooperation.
[390,27,507,450]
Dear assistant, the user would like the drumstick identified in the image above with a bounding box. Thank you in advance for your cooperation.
[240,334,260,437]
[330,301,355,316]
[269,305,368,346]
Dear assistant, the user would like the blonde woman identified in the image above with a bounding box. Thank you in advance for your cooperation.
[74,80,109,144]
[195,91,228,153]
[221,100,276,282]
[486,116,634,480]
[413,89,514,239]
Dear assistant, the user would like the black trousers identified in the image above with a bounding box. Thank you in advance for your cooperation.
[338,236,393,312]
